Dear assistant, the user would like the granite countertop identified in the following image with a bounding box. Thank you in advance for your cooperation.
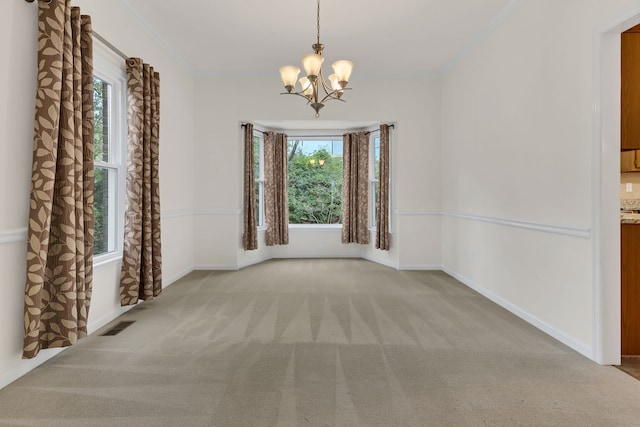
[621,213,640,224]
[621,199,640,224]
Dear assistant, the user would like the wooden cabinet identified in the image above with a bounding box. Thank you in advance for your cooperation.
[621,150,640,172]
[622,28,640,150]
[621,224,640,355]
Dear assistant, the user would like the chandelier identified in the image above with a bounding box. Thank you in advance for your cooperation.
[278,0,354,118]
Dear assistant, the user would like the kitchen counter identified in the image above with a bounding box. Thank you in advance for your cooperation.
[622,213,640,224]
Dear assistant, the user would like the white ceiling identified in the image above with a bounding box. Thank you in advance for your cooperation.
[120,0,517,77]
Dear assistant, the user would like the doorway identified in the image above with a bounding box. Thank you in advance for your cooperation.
[596,10,640,366]
[619,23,640,378]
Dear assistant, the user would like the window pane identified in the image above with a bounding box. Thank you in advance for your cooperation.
[93,77,110,162]
[253,135,260,178]
[374,137,381,180]
[371,181,379,227]
[255,181,262,227]
[288,140,343,224]
[94,167,116,255]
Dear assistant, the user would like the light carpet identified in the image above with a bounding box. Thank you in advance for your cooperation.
[0,258,639,426]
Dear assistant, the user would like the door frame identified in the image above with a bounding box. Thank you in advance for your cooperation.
[593,6,640,365]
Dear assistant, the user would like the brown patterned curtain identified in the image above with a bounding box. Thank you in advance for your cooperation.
[23,1,94,359]
[342,131,369,244]
[243,123,258,250]
[375,125,391,250]
[119,58,162,306]
[264,132,289,246]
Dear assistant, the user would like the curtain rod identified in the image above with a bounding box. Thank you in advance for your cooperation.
[25,0,129,61]
[242,123,394,137]
[241,127,358,139]
[368,124,395,134]
[93,31,129,61]
[290,135,345,139]
[241,124,265,135]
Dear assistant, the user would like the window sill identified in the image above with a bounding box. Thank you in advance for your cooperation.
[289,224,341,231]
[258,224,342,231]
[93,251,122,271]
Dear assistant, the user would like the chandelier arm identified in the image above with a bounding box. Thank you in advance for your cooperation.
[301,78,319,106]
[280,91,315,103]
[316,68,333,97]
[319,77,332,96]
[319,91,348,104]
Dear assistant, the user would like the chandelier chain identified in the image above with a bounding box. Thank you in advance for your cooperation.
[317,0,320,45]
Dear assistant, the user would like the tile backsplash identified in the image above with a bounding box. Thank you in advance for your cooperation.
[622,198,640,210]
[621,172,640,209]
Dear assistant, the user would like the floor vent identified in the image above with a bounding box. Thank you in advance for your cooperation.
[101,321,136,336]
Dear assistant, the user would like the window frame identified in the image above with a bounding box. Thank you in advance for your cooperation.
[286,136,344,226]
[369,134,379,229]
[368,131,392,233]
[250,128,392,233]
[254,131,265,229]
[92,41,127,266]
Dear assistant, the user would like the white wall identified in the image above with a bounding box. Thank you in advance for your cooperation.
[0,0,195,388]
[440,0,633,360]
[5,0,633,390]
[192,76,442,271]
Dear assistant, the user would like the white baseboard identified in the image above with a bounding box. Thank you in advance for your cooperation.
[441,266,592,359]
[398,264,442,270]
[194,264,239,270]
[87,305,136,335]
[163,266,196,286]
[0,347,66,391]
[361,255,399,270]
[272,253,363,259]
[237,256,272,270]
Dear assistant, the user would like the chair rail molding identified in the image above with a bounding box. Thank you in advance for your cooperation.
[0,227,28,246]
[442,210,591,239]
[393,209,590,239]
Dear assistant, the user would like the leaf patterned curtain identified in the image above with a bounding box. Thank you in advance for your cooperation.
[243,123,258,250]
[375,124,391,250]
[264,132,289,246]
[119,58,162,306]
[342,131,369,244]
[23,0,94,359]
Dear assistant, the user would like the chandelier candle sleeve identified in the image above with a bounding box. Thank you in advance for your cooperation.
[302,54,324,78]
[278,0,354,117]
[299,77,313,97]
[328,74,342,95]
[332,60,354,86]
[279,66,300,92]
